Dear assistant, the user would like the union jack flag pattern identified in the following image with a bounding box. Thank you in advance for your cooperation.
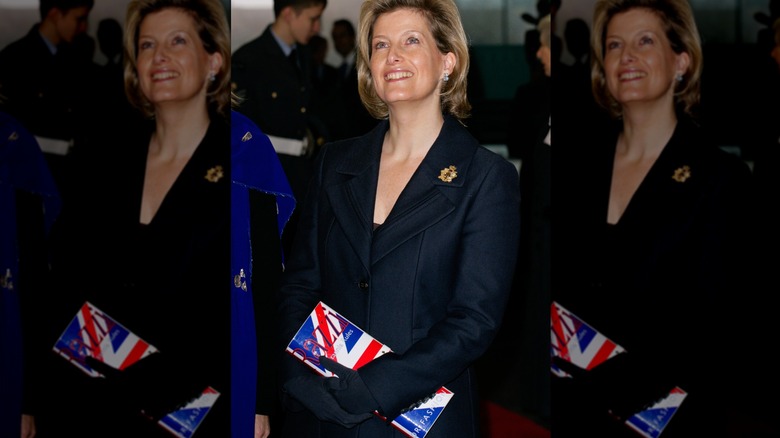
[158,386,221,438]
[551,301,687,438]
[53,301,158,377]
[287,301,453,438]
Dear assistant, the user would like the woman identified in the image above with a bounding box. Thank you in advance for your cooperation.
[26,0,233,436]
[276,0,521,436]
[554,0,757,436]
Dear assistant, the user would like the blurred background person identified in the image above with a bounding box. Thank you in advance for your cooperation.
[329,17,377,141]
[1,108,61,438]
[276,0,520,436]
[554,0,758,436]
[0,0,94,198]
[231,0,328,259]
[230,108,295,438]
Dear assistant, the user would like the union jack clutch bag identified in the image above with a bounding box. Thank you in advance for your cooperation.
[53,301,219,438]
[287,301,454,438]
[551,301,686,438]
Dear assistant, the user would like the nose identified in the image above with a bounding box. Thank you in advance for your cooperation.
[387,45,402,64]
[153,45,168,63]
[620,45,635,64]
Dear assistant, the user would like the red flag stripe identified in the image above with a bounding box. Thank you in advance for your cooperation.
[353,339,383,370]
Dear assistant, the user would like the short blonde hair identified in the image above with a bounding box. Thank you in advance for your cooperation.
[124,0,231,119]
[357,0,471,120]
[591,0,702,118]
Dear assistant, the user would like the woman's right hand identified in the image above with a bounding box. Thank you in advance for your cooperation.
[282,373,373,428]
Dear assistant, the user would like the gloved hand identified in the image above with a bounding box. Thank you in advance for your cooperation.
[85,354,205,421]
[282,372,373,428]
[552,354,675,421]
[319,357,380,415]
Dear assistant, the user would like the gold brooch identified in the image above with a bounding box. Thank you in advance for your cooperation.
[241,131,252,142]
[205,165,224,183]
[1,268,14,291]
[672,165,691,183]
[234,268,247,291]
[438,165,458,183]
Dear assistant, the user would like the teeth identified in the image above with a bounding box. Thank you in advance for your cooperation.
[153,71,178,80]
[385,71,413,80]
[620,71,646,80]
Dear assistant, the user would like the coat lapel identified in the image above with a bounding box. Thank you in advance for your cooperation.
[326,123,385,272]
[372,117,476,264]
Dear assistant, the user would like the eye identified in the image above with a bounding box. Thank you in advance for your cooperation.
[406,36,420,44]
[606,40,620,50]
[374,41,388,50]
[139,40,153,50]
[640,35,653,45]
[173,35,187,45]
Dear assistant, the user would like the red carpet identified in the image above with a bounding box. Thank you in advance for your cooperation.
[480,401,549,438]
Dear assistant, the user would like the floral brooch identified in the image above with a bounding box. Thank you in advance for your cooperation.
[672,165,691,183]
[205,165,224,183]
[438,165,458,183]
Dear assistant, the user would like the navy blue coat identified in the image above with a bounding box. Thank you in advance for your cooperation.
[278,116,521,437]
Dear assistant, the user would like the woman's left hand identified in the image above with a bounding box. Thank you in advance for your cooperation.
[320,357,380,415]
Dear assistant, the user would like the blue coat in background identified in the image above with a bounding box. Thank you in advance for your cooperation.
[0,111,60,437]
[231,110,295,437]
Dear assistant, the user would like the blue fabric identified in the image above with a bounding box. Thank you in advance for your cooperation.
[0,112,60,437]
[230,110,294,438]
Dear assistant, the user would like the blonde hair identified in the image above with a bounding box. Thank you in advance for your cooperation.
[357,0,471,120]
[538,14,551,48]
[124,0,231,119]
[591,0,702,118]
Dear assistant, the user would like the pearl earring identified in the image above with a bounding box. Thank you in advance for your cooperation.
[443,72,450,82]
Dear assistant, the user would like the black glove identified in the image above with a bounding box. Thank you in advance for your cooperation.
[552,354,675,421]
[319,357,380,415]
[282,372,373,428]
[85,354,205,421]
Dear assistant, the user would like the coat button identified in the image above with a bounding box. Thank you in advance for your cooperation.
[358,281,369,289]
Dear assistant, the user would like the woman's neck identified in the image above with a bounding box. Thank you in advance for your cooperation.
[384,106,445,160]
[151,104,211,162]
[619,103,678,160]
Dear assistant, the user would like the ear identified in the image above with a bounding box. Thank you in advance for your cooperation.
[675,51,690,78]
[280,6,295,21]
[48,7,64,21]
[442,51,457,77]
[209,52,223,77]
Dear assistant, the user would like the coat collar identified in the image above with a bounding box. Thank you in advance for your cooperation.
[327,116,478,268]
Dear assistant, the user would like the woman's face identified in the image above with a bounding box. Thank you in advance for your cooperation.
[603,8,688,109]
[135,8,221,109]
[369,8,454,110]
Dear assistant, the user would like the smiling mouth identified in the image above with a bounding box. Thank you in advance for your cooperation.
[619,71,646,80]
[152,71,179,80]
[385,71,413,80]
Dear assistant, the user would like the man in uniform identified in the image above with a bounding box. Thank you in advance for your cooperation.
[0,0,94,196]
[232,0,327,256]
